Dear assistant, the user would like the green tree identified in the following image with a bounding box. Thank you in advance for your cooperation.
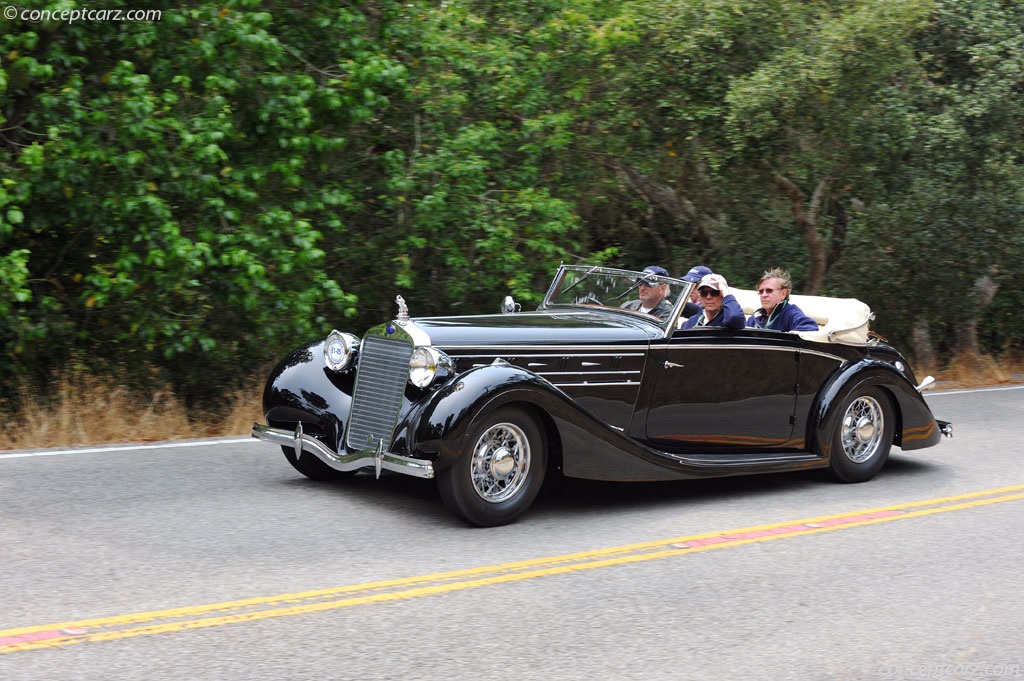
[1,2,414,400]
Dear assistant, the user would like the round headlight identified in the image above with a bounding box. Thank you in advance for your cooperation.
[409,346,451,388]
[324,330,358,371]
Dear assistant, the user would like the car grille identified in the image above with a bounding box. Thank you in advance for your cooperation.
[345,335,413,451]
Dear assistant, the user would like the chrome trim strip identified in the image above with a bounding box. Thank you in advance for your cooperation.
[660,343,798,351]
[659,343,847,364]
[799,348,848,363]
[252,423,435,480]
[554,381,639,387]
[442,346,647,353]
[538,370,642,377]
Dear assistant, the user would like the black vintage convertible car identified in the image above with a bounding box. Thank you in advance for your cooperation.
[252,264,952,526]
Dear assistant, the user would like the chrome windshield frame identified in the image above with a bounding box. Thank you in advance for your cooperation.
[540,264,694,338]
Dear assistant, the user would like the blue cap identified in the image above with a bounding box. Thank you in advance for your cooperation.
[641,265,669,278]
[682,265,712,283]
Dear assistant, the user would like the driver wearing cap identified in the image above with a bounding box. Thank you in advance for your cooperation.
[620,265,674,320]
[680,273,745,329]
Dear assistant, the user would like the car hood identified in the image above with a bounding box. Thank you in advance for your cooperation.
[407,310,660,349]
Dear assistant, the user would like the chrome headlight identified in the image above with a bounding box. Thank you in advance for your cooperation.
[324,330,359,371]
[408,346,453,388]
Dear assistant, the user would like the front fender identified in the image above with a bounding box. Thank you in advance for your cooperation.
[810,358,942,458]
[409,364,566,468]
[408,364,712,481]
[261,339,354,449]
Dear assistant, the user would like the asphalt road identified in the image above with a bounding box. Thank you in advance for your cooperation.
[1,386,1022,681]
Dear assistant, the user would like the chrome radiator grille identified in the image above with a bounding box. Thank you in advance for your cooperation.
[345,335,413,451]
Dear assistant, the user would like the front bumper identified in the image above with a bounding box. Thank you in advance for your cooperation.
[251,422,435,479]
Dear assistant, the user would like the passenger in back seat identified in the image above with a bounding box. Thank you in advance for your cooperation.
[680,273,745,329]
[746,268,819,332]
[679,265,712,317]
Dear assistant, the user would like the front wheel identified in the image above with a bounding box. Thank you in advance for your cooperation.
[828,387,894,483]
[437,406,547,527]
[281,445,355,481]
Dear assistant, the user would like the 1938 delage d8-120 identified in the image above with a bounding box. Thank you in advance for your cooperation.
[252,265,952,526]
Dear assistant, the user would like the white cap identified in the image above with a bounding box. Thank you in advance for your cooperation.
[698,274,720,291]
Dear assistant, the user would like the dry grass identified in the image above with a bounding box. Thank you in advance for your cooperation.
[2,351,1022,451]
[0,373,264,451]
[930,351,1024,388]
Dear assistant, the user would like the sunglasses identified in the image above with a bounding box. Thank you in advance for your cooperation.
[637,279,659,287]
[698,288,721,298]
[757,287,779,295]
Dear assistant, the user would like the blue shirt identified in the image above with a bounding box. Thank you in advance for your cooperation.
[680,294,745,329]
[745,300,819,332]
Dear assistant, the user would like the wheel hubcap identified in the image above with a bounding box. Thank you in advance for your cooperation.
[470,422,530,503]
[490,446,516,478]
[855,416,875,443]
[841,396,884,464]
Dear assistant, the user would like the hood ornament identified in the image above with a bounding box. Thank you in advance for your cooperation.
[395,295,410,323]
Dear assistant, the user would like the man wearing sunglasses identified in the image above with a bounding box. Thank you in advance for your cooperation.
[680,273,745,329]
[620,265,674,320]
[746,267,819,332]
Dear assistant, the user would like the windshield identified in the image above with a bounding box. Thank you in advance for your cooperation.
[542,265,693,328]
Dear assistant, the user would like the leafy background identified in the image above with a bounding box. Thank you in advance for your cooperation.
[2,0,1022,410]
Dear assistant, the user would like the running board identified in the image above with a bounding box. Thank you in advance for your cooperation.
[668,451,824,468]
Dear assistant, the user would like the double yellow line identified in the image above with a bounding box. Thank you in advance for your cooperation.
[3,484,1023,654]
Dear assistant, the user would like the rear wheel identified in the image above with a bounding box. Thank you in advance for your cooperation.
[828,387,894,483]
[281,445,355,481]
[438,406,547,527]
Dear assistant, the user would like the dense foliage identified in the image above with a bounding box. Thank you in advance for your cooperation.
[2,0,1022,405]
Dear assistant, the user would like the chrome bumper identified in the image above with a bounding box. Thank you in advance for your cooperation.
[251,422,435,479]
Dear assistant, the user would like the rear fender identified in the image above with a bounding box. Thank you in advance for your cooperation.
[810,358,942,458]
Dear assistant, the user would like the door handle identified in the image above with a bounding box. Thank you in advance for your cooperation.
[663,361,685,369]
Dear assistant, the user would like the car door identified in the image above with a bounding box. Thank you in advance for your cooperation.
[640,328,801,449]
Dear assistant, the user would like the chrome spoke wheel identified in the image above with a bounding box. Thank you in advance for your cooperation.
[437,406,547,526]
[469,422,531,503]
[840,395,885,464]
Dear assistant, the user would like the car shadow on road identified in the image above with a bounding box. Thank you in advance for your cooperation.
[273,469,451,522]
[530,454,943,520]
[270,454,942,527]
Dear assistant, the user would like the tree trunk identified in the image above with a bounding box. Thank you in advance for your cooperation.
[912,317,936,371]
[956,274,999,356]
[774,174,829,295]
[611,161,707,254]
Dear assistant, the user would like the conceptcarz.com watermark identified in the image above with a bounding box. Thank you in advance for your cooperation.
[868,663,1022,679]
[3,5,162,23]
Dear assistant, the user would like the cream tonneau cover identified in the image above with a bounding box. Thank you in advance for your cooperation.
[685,288,875,346]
